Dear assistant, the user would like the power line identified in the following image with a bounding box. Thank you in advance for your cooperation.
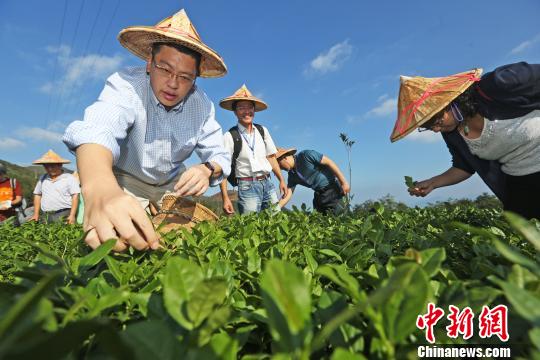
[68,0,121,119]
[52,0,86,125]
[45,0,68,128]
[62,0,104,117]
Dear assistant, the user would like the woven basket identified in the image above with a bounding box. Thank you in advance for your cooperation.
[152,194,218,232]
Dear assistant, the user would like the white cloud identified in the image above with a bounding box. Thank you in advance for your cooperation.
[510,33,540,54]
[0,138,26,150]
[40,45,123,94]
[347,96,397,124]
[16,127,63,143]
[305,40,353,75]
[366,98,397,117]
[404,129,442,143]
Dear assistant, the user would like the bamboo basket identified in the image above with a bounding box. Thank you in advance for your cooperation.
[152,194,218,232]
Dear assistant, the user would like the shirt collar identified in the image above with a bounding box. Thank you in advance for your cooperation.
[237,123,255,135]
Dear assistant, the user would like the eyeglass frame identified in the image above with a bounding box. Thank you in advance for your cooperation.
[151,60,197,85]
[418,109,446,132]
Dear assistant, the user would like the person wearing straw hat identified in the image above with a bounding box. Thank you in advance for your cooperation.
[390,62,540,219]
[275,147,350,214]
[63,9,231,251]
[219,84,287,215]
[30,150,80,224]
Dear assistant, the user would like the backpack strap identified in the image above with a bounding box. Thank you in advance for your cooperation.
[227,126,242,186]
[254,123,266,143]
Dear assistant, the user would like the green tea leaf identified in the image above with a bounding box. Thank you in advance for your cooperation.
[187,278,227,327]
[489,277,540,324]
[260,259,312,353]
[404,176,415,188]
[162,257,203,330]
[79,239,116,270]
[0,270,62,339]
[504,212,540,251]
[120,320,184,360]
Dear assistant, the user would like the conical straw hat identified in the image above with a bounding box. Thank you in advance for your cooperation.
[33,150,70,164]
[118,9,227,78]
[219,84,268,112]
[276,147,297,159]
[390,68,483,142]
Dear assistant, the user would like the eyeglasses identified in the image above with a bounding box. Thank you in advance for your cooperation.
[152,60,196,85]
[236,105,255,111]
[418,112,445,132]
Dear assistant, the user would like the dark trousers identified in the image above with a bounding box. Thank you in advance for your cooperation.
[504,171,540,220]
[40,209,71,224]
[313,182,344,214]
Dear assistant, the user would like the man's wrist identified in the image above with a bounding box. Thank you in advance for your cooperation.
[202,162,215,179]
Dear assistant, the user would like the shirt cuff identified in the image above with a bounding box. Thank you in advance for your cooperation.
[207,154,231,187]
[63,121,121,163]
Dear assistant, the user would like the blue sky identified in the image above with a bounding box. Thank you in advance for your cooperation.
[1,0,539,207]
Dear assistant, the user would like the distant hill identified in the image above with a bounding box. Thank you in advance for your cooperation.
[0,160,46,203]
[194,190,238,215]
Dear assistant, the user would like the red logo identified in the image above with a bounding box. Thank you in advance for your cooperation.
[446,305,474,340]
[416,303,445,343]
[416,304,509,343]
[479,305,509,341]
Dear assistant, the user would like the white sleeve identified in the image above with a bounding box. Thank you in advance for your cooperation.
[223,132,234,155]
[262,126,278,156]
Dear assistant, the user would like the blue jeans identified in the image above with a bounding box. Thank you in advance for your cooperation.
[237,177,280,214]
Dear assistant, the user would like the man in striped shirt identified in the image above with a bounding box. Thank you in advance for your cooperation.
[63,10,230,252]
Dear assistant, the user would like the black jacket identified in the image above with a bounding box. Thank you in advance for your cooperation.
[442,62,540,203]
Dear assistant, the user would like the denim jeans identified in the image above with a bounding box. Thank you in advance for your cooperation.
[237,177,280,214]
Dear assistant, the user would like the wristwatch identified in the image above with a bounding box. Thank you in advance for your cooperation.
[203,162,215,178]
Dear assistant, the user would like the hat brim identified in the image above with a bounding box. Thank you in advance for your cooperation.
[33,159,70,164]
[118,26,227,78]
[390,68,483,142]
[276,148,297,159]
[219,97,268,112]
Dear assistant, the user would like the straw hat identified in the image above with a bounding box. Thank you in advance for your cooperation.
[219,84,268,112]
[118,9,227,78]
[390,68,483,142]
[276,147,297,160]
[33,150,70,165]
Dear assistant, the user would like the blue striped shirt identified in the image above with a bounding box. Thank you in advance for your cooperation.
[63,67,231,186]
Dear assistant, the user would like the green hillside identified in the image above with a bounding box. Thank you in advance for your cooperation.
[0,160,44,203]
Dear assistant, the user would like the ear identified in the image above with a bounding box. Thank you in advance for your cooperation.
[146,57,152,74]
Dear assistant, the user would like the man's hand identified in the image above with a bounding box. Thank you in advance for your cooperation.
[83,187,159,252]
[408,179,436,197]
[67,214,76,225]
[340,180,351,195]
[174,164,211,197]
[279,180,287,199]
[222,198,235,215]
[30,214,39,222]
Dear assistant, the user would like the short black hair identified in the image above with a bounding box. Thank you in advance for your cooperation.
[151,42,202,76]
[232,100,256,111]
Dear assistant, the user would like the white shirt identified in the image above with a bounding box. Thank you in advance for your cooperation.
[63,67,231,186]
[223,123,277,178]
[33,173,80,212]
[463,110,540,176]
